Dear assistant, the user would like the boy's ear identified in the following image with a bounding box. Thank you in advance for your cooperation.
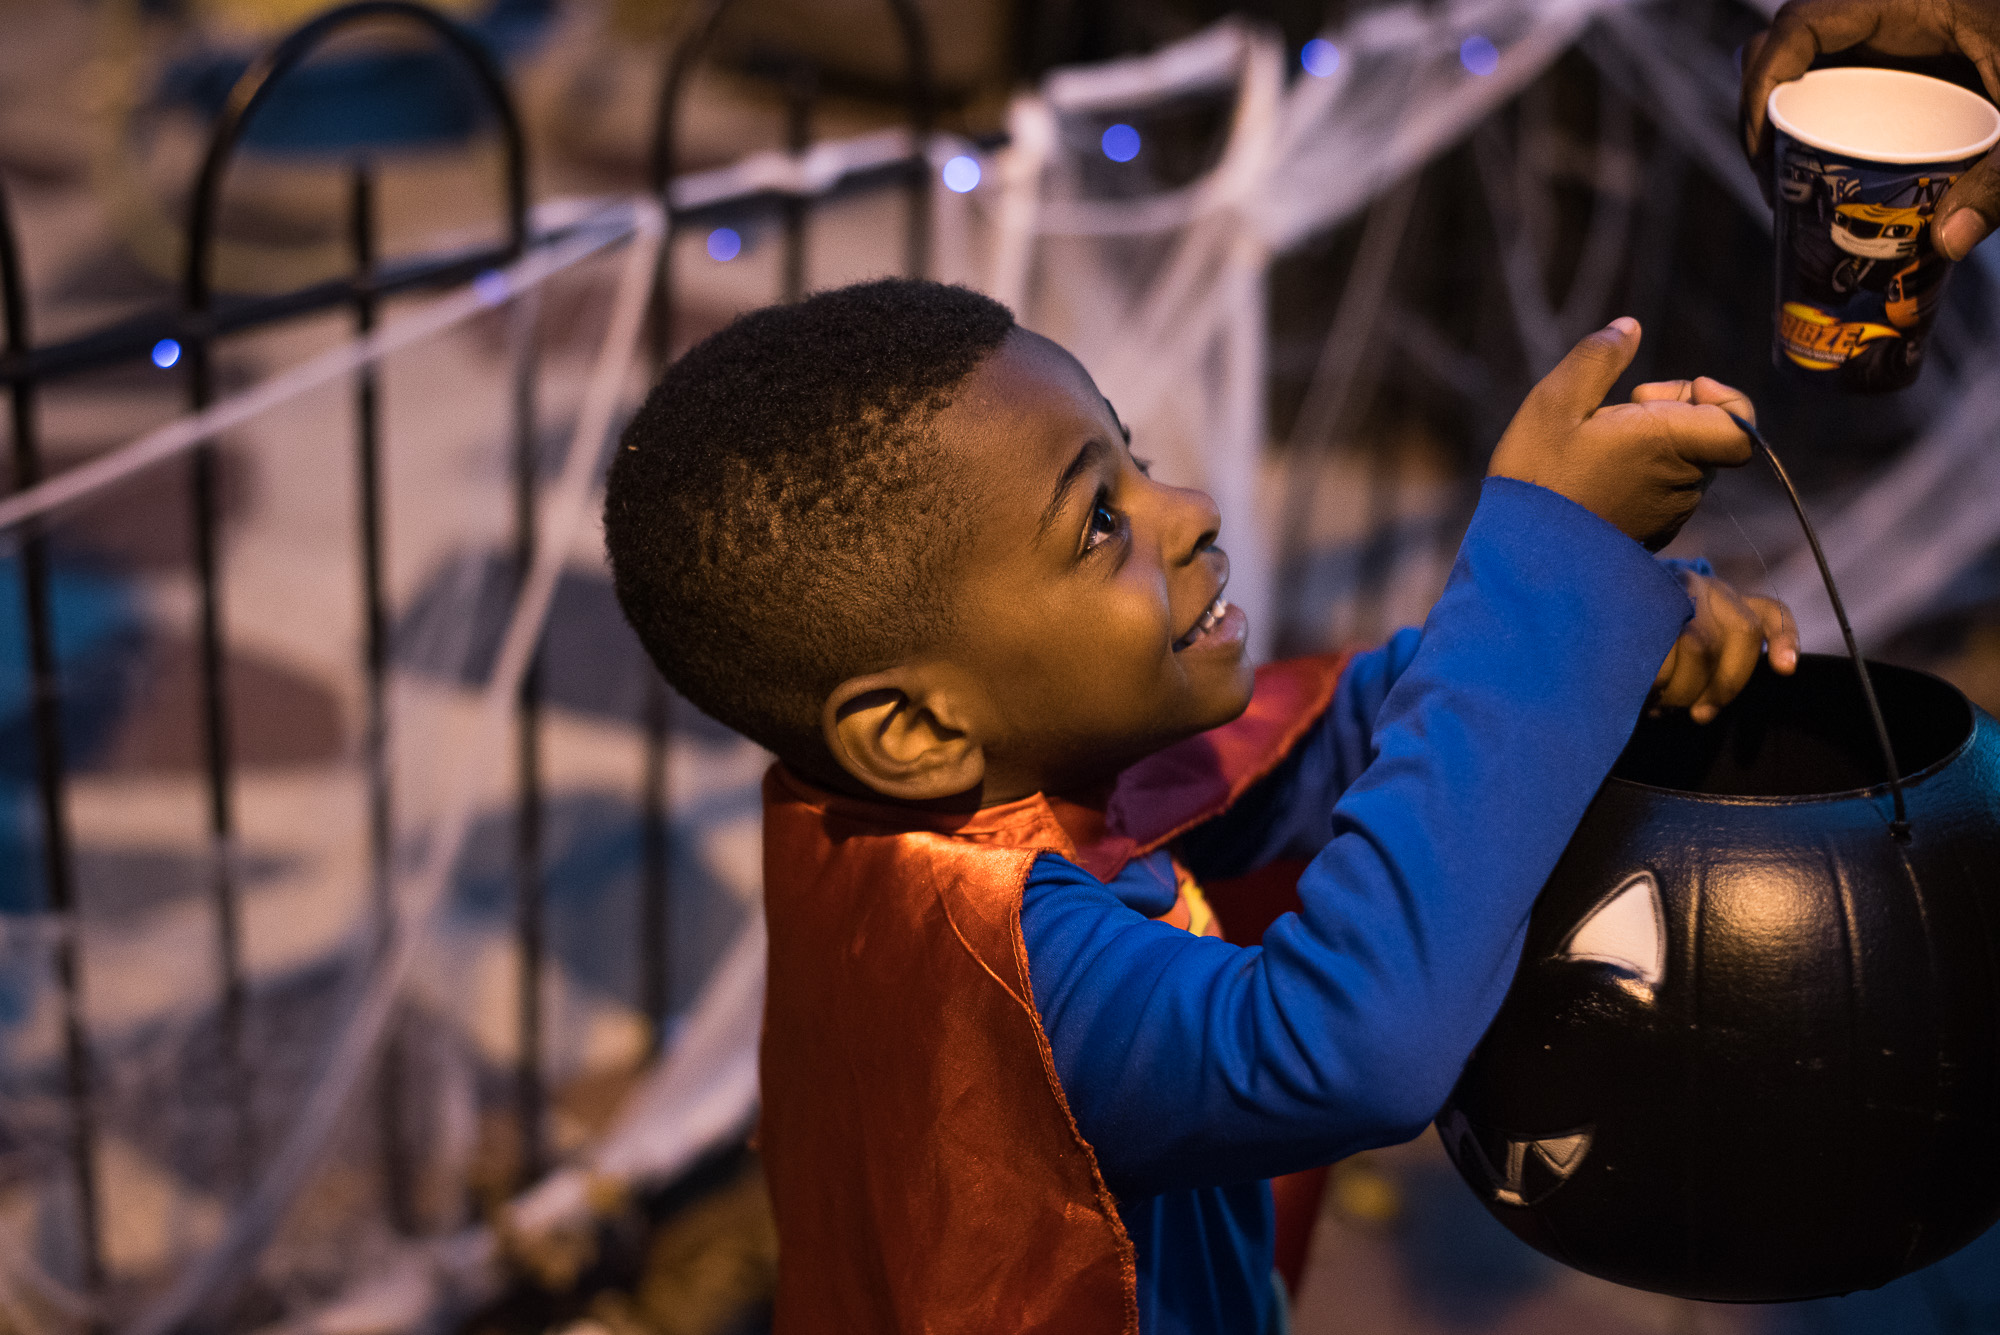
[822,666,986,803]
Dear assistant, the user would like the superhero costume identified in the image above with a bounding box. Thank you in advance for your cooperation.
[760,479,1700,1333]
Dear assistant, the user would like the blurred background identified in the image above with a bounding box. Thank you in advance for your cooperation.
[1,0,1998,1333]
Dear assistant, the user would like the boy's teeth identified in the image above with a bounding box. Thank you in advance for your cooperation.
[1181,596,1229,647]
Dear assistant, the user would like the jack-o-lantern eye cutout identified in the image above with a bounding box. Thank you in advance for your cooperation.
[1560,870,1666,990]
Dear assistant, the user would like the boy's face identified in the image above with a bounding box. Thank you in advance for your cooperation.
[930,329,1254,800]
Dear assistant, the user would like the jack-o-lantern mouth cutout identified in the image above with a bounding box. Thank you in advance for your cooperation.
[1438,1109,1593,1208]
[1441,653,2000,1303]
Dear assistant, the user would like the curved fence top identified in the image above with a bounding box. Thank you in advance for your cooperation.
[182,0,530,312]
[646,0,935,201]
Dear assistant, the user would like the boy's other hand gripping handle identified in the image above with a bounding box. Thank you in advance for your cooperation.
[1488,319,1755,552]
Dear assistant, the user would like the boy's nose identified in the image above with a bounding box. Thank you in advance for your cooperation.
[1164,484,1222,564]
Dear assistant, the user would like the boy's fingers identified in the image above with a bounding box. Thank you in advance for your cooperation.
[1528,318,1642,425]
[1631,379,1694,405]
[1656,629,1715,711]
[1643,402,1758,468]
[1689,376,1755,425]
[1753,596,1800,672]
[1693,606,1764,723]
[1629,378,1755,424]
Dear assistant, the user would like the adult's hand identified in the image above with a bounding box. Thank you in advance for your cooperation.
[1741,0,2000,260]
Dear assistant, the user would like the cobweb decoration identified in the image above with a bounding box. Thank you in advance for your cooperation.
[971,0,1651,658]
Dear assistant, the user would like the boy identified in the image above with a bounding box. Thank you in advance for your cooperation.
[604,279,1794,1334]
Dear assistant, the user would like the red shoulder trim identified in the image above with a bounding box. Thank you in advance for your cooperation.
[1108,653,1351,854]
[766,653,1353,883]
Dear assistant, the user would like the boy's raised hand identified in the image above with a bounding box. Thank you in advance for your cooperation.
[1488,318,1754,551]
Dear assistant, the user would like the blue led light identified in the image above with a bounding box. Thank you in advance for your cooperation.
[1301,38,1341,78]
[150,338,181,369]
[1101,123,1141,163]
[473,270,510,305]
[942,155,981,193]
[1460,33,1499,76]
[707,227,742,262]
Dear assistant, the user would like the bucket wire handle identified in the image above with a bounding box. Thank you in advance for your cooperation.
[1725,412,1910,841]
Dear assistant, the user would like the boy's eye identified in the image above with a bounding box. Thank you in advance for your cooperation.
[1084,497,1121,553]
[1132,455,1153,477]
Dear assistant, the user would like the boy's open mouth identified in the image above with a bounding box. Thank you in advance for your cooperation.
[1172,595,1232,652]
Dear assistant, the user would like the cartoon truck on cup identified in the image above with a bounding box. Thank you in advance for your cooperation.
[1825,176,1952,304]
[1780,159,1823,207]
[1831,202,1925,261]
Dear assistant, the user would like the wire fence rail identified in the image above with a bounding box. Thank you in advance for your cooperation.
[0,1,936,1328]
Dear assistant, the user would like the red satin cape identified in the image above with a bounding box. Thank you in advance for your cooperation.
[759,654,1350,1332]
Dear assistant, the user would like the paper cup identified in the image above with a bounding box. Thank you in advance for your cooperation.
[1768,67,2000,392]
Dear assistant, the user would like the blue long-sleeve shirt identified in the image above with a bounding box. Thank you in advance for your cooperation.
[1019,479,1698,1334]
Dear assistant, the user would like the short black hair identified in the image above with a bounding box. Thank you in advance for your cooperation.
[604,278,1016,762]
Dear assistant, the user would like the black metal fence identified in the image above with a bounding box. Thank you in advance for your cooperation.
[0,0,934,1320]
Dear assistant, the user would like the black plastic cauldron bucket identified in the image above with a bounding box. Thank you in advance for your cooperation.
[1440,652,2000,1301]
